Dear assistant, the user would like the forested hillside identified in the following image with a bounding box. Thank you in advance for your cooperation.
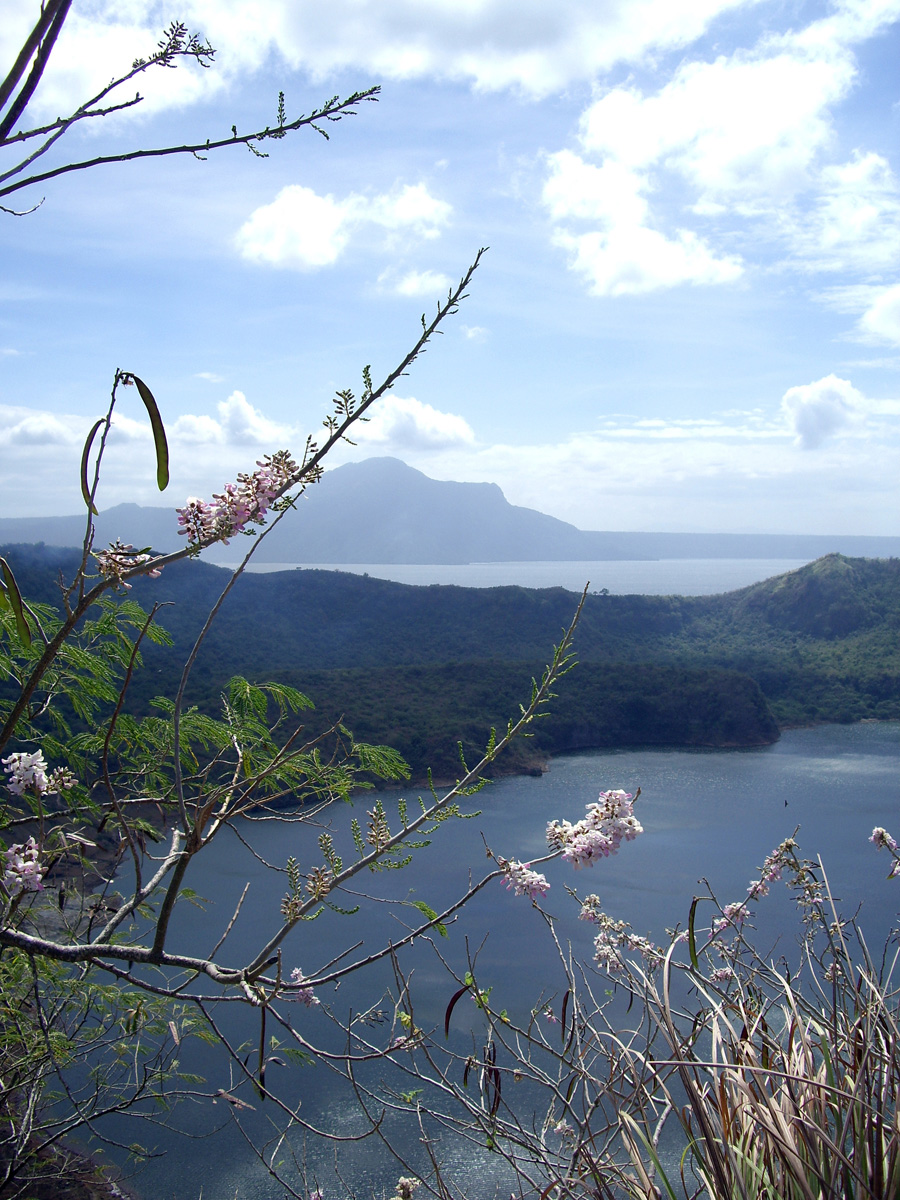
[6,545,898,777]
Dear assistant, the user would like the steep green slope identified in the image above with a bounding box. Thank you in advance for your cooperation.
[4,546,897,775]
[273,661,779,778]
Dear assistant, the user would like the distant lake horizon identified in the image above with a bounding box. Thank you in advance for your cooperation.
[209,557,814,595]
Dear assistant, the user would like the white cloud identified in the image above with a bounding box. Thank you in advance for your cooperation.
[4,0,762,114]
[791,153,900,272]
[171,414,225,444]
[543,153,649,226]
[378,268,453,297]
[840,356,900,369]
[0,348,21,357]
[0,391,306,515]
[857,285,900,345]
[8,0,899,127]
[579,44,854,206]
[820,284,900,345]
[545,4,900,296]
[814,283,885,313]
[235,185,354,268]
[780,374,865,448]
[366,184,452,237]
[1,413,77,447]
[172,393,293,447]
[870,397,900,415]
[552,225,741,296]
[543,149,742,295]
[409,386,900,533]
[194,371,225,383]
[358,396,475,450]
[258,0,754,95]
[217,392,290,445]
[235,182,451,269]
[109,414,151,442]
[460,325,488,342]
[0,2,228,126]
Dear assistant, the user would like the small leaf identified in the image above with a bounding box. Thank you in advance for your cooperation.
[0,557,31,647]
[80,418,103,514]
[444,985,469,1039]
[131,374,169,491]
[688,897,700,971]
[411,900,447,937]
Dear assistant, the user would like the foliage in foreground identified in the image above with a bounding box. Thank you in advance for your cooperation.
[2,8,898,1199]
[378,829,900,1200]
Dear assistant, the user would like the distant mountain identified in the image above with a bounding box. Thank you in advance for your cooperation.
[3,457,900,563]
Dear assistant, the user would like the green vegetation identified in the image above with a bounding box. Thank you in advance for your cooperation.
[6,546,896,779]
[272,662,778,779]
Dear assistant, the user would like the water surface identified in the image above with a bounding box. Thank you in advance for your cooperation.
[210,558,813,595]
[124,723,899,1199]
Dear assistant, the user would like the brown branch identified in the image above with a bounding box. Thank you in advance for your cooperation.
[0,88,380,199]
[0,0,69,119]
[0,0,72,142]
[242,585,583,978]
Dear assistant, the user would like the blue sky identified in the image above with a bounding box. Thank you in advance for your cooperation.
[2,0,899,534]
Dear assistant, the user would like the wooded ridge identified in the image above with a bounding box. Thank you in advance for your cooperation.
[5,545,897,778]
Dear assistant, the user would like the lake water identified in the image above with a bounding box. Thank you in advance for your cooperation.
[122,722,900,1200]
[210,558,814,595]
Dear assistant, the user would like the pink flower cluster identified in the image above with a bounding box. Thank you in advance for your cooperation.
[746,845,787,900]
[3,751,75,798]
[95,540,162,589]
[499,856,550,900]
[870,827,900,878]
[712,838,797,936]
[3,837,44,895]
[711,901,748,936]
[578,893,661,973]
[546,790,643,869]
[176,451,299,546]
[285,967,320,1007]
[871,827,898,851]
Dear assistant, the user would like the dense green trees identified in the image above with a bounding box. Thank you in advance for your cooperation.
[4,545,895,780]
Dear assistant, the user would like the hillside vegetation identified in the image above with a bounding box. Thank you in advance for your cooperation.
[5,546,897,777]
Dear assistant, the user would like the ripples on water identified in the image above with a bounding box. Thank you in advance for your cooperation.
[123,723,898,1199]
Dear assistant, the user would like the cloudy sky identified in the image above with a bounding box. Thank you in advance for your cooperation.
[2,0,899,534]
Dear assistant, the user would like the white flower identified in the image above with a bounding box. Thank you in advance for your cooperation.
[3,751,49,797]
[3,837,44,895]
[499,857,550,899]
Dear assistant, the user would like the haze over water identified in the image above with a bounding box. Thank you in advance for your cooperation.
[219,558,814,594]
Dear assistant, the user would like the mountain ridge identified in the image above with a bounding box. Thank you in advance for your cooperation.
[3,457,899,563]
[4,546,897,778]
